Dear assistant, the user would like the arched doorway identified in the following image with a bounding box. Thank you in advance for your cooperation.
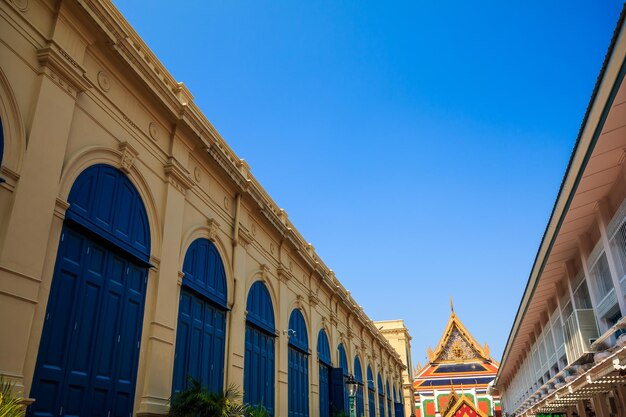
[244,281,276,415]
[378,374,385,417]
[354,357,365,417]
[317,330,332,417]
[30,164,151,416]
[288,309,309,417]
[367,366,375,417]
[172,238,227,394]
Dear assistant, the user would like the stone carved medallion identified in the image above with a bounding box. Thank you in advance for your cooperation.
[148,122,159,141]
[97,71,110,92]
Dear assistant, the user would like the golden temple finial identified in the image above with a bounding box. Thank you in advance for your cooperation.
[450,296,454,314]
[427,346,435,362]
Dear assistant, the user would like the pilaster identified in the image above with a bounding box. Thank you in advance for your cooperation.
[0,43,86,388]
[137,159,192,415]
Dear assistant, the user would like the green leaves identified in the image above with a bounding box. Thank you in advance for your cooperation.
[0,377,25,417]
[168,379,247,417]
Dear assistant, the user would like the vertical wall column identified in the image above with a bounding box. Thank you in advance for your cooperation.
[137,160,193,415]
[0,45,87,390]
[225,212,248,388]
[277,272,289,417]
[592,393,610,417]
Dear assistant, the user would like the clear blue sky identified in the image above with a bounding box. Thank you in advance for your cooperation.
[113,1,623,369]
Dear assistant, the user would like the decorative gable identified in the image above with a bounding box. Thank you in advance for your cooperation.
[438,326,481,362]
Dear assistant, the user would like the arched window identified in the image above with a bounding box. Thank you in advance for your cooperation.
[244,281,276,415]
[354,357,365,417]
[288,309,309,417]
[367,366,375,417]
[378,374,385,417]
[338,343,349,413]
[318,330,332,417]
[173,238,227,394]
[31,164,151,417]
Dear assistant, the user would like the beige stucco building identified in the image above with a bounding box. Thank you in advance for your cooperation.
[374,320,415,417]
[0,1,409,416]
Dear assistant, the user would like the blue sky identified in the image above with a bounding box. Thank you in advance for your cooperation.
[113,1,623,368]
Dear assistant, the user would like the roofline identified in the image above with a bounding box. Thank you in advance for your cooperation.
[495,4,626,386]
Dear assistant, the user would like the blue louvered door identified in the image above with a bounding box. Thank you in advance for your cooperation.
[368,389,375,417]
[319,364,330,417]
[30,225,147,417]
[288,347,309,417]
[244,281,275,415]
[172,287,226,394]
[244,324,275,414]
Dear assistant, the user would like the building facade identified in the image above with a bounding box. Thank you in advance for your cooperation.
[375,320,416,417]
[413,309,501,417]
[0,1,407,416]
[495,6,626,417]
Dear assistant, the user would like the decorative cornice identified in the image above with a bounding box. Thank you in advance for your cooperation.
[277,262,294,282]
[237,224,254,248]
[37,41,93,98]
[72,0,407,371]
[164,157,194,194]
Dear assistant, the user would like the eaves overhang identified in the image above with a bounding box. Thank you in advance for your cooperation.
[496,4,626,389]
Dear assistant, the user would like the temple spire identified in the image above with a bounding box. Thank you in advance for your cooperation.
[450,296,454,314]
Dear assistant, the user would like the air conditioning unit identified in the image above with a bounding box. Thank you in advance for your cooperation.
[563,309,599,364]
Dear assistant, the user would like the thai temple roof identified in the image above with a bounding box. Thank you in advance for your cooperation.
[413,302,501,416]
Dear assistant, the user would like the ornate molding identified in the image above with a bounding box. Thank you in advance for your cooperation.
[295,294,303,309]
[207,218,221,243]
[330,311,338,327]
[53,197,70,220]
[347,326,355,340]
[237,224,254,248]
[277,262,294,282]
[164,158,194,194]
[308,290,319,306]
[37,41,93,98]
[118,141,138,173]
[259,264,270,281]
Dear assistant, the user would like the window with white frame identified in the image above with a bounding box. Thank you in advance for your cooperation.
[590,252,614,302]
[573,278,593,310]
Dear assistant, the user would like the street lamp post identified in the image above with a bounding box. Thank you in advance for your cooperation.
[346,374,359,417]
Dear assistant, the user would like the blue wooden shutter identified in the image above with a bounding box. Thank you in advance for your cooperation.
[244,282,276,415]
[173,238,227,395]
[318,330,332,417]
[338,344,349,413]
[330,367,346,413]
[30,165,150,417]
[378,374,385,417]
[354,357,365,417]
[386,381,392,417]
[288,309,309,417]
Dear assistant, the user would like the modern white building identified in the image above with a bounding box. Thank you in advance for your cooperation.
[495,6,626,417]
